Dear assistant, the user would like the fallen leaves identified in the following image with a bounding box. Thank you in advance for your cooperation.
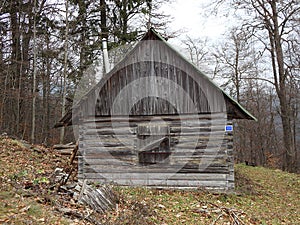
[1,137,299,225]
[103,165,300,225]
[0,137,73,224]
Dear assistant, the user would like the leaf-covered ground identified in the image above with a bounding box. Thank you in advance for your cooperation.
[103,164,299,225]
[0,137,299,224]
[0,137,74,224]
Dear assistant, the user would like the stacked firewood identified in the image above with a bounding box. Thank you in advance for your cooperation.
[53,142,78,166]
[52,141,118,222]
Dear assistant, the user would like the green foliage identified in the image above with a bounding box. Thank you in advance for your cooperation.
[10,170,28,181]
[33,177,50,185]
[103,164,300,224]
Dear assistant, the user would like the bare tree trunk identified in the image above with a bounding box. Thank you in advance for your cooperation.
[233,36,240,102]
[100,0,108,40]
[31,0,37,143]
[0,72,8,130]
[10,4,22,136]
[42,36,51,145]
[60,0,69,144]
[269,1,296,171]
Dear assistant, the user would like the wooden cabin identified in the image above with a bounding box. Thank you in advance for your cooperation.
[56,28,256,191]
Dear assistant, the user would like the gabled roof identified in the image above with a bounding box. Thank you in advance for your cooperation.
[143,28,256,120]
[55,28,256,128]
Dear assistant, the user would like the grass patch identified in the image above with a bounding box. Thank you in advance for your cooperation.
[0,137,299,224]
[101,165,300,225]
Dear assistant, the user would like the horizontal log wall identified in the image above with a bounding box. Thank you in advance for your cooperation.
[78,113,234,191]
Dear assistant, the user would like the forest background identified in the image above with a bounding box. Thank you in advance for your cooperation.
[0,0,299,172]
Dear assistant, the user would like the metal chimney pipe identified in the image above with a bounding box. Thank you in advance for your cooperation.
[102,38,110,73]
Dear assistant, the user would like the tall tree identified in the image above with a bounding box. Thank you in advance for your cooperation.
[214,0,300,172]
[31,0,37,143]
[60,0,69,144]
[0,0,36,138]
[107,0,172,45]
[181,36,209,70]
[0,0,173,145]
[212,27,256,102]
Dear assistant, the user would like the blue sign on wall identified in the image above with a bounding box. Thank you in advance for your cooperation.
[225,125,233,132]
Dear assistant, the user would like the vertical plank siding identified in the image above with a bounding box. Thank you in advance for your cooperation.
[75,38,228,120]
[93,60,225,116]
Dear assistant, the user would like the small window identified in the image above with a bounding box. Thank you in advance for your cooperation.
[137,124,171,165]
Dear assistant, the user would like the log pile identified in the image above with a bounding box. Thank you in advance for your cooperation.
[53,142,79,166]
[73,180,118,214]
[53,142,118,219]
[53,142,76,155]
[54,180,118,224]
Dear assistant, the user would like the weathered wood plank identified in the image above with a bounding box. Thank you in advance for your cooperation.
[80,158,228,167]
[74,181,117,214]
[77,177,228,188]
[80,149,227,157]
[81,163,229,173]
[82,113,227,123]
[81,133,232,141]
[77,172,227,181]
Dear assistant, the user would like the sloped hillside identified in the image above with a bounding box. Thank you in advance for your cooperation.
[0,137,74,224]
[102,165,299,225]
[0,137,299,224]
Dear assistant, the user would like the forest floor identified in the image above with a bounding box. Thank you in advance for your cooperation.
[0,137,299,225]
